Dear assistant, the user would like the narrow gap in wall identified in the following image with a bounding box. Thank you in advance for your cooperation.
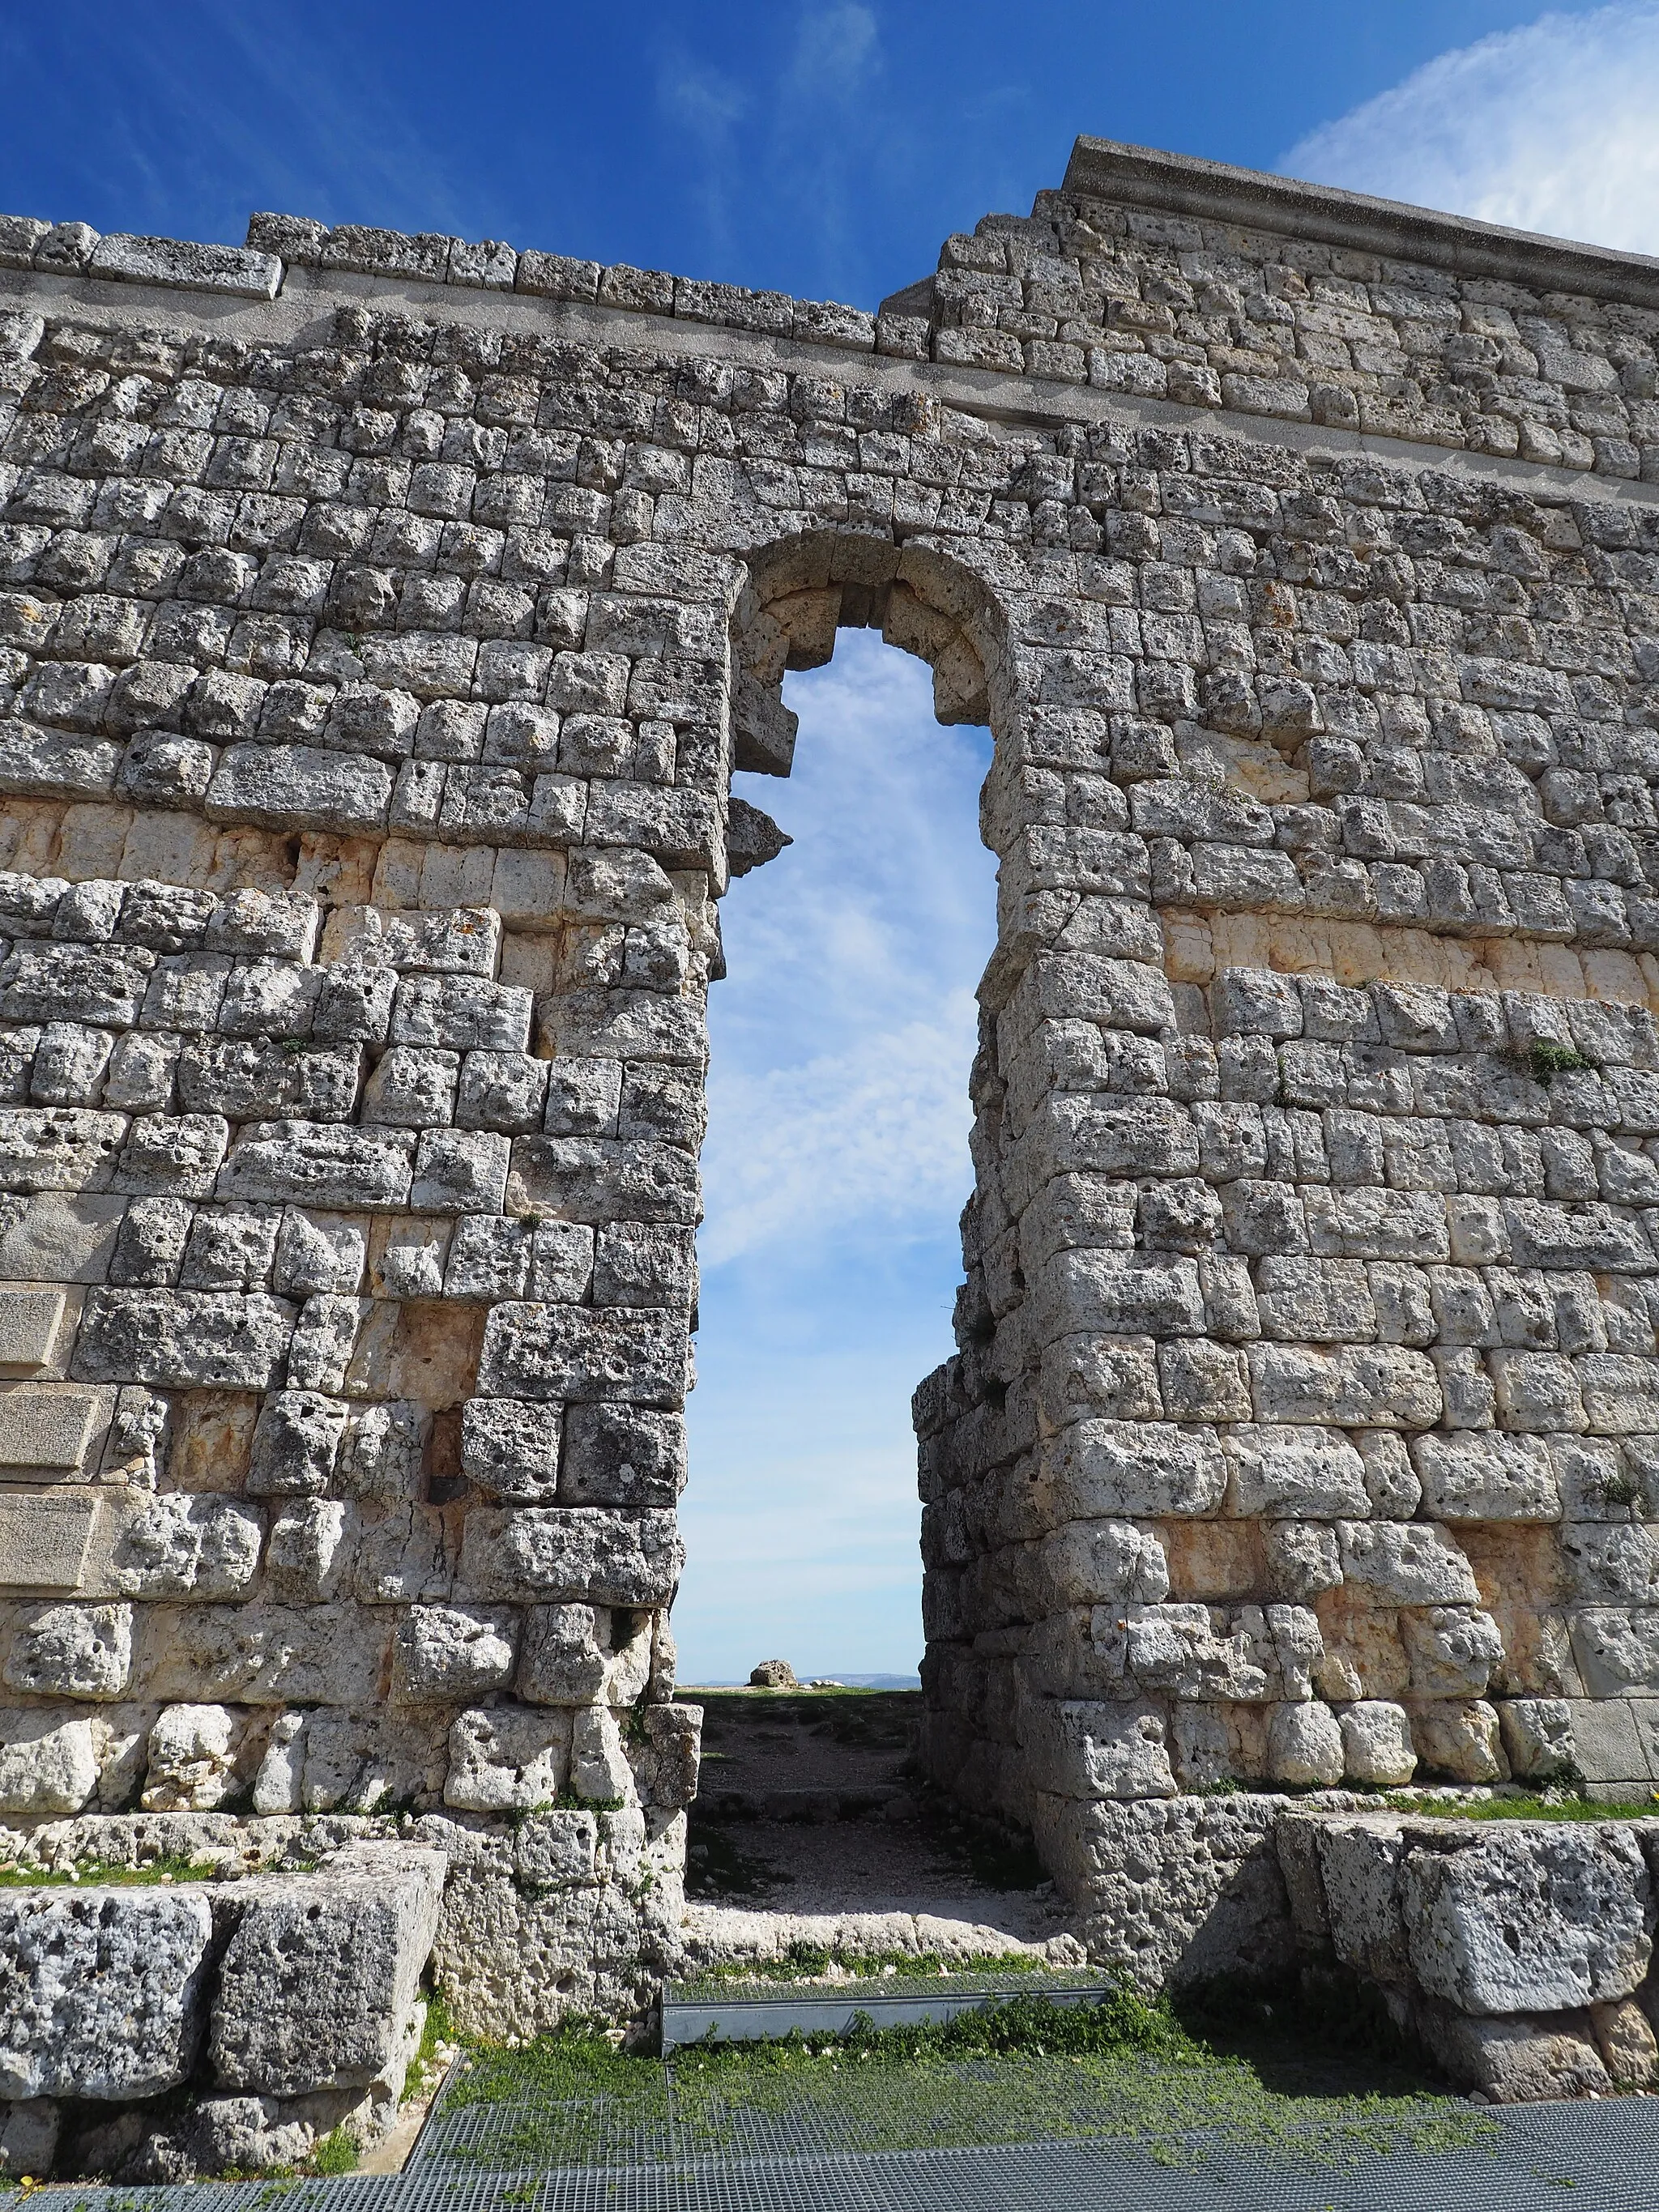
[675,629,996,1689]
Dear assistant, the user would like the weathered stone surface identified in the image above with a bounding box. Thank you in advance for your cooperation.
[72,1291,295,1389]
[459,1507,684,1605]
[1404,1826,1654,2014]
[1417,2005,1612,2102]
[0,1887,214,2098]
[209,1848,444,2094]
[0,1711,99,1811]
[19,143,1659,2030]
[3,1602,131,1698]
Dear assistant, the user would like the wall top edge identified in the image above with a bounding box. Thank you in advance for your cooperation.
[1062,136,1659,311]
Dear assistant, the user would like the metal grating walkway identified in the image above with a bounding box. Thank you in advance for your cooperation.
[20,2095,1659,2212]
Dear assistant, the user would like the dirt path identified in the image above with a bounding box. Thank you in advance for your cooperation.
[676,1690,1081,1970]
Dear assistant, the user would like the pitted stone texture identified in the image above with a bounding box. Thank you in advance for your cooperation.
[208,1844,443,2095]
[1403,1824,1654,2014]
[1031,1790,1301,1993]
[0,1886,214,2099]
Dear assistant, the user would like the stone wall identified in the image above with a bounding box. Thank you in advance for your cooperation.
[5,139,1659,2004]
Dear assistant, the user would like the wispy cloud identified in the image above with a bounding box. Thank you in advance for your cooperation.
[679,633,992,1680]
[785,2,880,104]
[702,632,996,1267]
[1282,2,1659,254]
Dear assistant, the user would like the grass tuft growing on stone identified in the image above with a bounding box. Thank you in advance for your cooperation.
[1386,1792,1659,1822]
[0,1854,224,1889]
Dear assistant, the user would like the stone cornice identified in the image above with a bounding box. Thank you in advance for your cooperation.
[1062,136,1659,311]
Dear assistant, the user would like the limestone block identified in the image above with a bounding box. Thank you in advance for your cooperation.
[147,1603,390,1707]
[218,1124,414,1211]
[1499,1697,1579,1781]
[271,1209,368,1298]
[1170,1699,1269,1789]
[1407,1698,1508,1782]
[477,1302,685,1405]
[1400,1606,1506,1697]
[1567,1611,1659,1698]
[1411,1431,1562,1520]
[0,1289,64,1373]
[1020,1698,1178,1801]
[72,1289,295,1389]
[1027,1519,1168,1611]
[446,1705,573,1809]
[1221,1426,1369,1519]
[1589,1995,1659,2086]
[459,1506,684,1605]
[0,1490,96,1589]
[518,1601,651,1704]
[1563,1523,1659,1607]
[246,1391,349,1497]
[1273,1810,1331,1946]
[0,1886,215,2098]
[110,1494,263,1599]
[0,1709,99,1811]
[352,1503,450,1604]
[513,1809,600,1890]
[1338,1700,1416,1785]
[1337,1520,1481,1605]
[392,1604,518,1702]
[461,1396,561,1501]
[559,1403,686,1507]
[4,1600,131,1698]
[1405,1823,1653,2012]
[0,1194,125,1284]
[570,1704,633,1801]
[1418,2005,1611,2100]
[267,1499,355,1602]
[1247,1344,1440,1428]
[141,1703,239,1810]
[0,2099,59,2180]
[1042,1420,1227,1519]
[1316,1815,1410,1982]
[1266,1699,1343,1785]
[112,1113,231,1200]
[627,1702,701,1808]
[209,1848,445,2094]
[1265,1522,1342,1598]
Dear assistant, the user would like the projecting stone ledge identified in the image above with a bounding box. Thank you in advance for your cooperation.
[1277,1809,1659,2099]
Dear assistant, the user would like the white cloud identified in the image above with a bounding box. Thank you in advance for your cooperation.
[700,631,996,1268]
[1282,3,1659,255]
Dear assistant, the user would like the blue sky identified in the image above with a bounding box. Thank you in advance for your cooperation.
[4,2,1658,1679]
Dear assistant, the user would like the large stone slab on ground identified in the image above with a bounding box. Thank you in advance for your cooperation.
[0,1887,214,2099]
[208,1843,443,2094]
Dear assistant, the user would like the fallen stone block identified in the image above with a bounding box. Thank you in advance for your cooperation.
[0,1886,215,2099]
[209,1845,444,2095]
[1404,1823,1654,2013]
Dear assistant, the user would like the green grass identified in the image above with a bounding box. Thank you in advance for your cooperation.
[1387,1792,1659,1822]
[303,2128,359,2177]
[0,1854,224,1889]
[433,1987,1495,2174]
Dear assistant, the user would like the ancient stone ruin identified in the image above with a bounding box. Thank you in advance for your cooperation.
[7,134,1659,2155]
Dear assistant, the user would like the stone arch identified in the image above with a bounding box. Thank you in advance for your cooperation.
[727,535,1003,794]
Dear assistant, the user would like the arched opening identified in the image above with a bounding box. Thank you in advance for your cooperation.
[674,539,1004,1694]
